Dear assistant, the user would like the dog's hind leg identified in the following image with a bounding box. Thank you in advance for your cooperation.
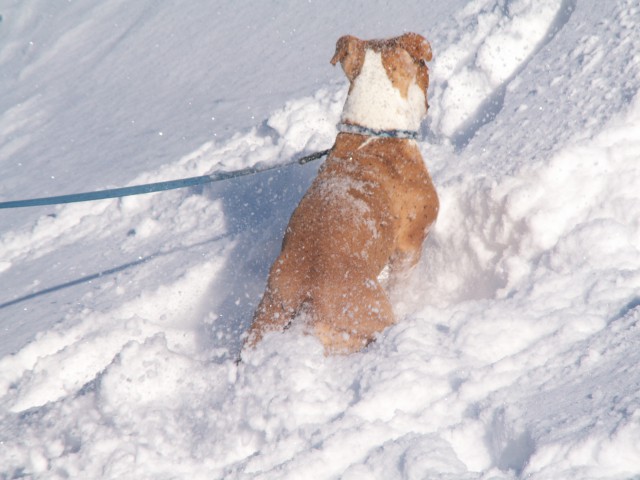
[244,253,308,348]
[312,274,395,354]
[245,289,292,347]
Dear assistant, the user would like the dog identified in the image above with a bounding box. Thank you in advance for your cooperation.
[245,33,439,354]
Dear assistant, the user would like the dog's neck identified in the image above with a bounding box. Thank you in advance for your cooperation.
[340,49,427,132]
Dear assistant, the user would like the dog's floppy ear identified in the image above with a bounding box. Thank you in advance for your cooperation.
[397,33,433,64]
[331,35,365,82]
[398,33,432,111]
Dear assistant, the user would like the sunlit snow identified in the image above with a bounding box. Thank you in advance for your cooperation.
[1,0,639,478]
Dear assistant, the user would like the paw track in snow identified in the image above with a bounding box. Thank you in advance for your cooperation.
[429,0,576,148]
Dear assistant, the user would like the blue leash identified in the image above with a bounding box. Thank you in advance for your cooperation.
[0,149,329,209]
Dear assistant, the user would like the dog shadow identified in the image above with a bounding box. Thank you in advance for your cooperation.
[197,158,321,360]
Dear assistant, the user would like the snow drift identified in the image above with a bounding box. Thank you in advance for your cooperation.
[1,0,639,478]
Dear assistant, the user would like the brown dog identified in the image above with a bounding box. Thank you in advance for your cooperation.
[245,33,439,354]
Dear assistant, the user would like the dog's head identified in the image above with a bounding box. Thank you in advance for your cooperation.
[330,33,432,132]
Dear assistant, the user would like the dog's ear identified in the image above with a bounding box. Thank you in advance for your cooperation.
[398,33,432,111]
[397,33,433,64]
[331,35,365,82]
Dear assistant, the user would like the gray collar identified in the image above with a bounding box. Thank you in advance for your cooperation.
[338,122,419,140]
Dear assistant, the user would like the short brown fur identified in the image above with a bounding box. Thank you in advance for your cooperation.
[245,34,438,354]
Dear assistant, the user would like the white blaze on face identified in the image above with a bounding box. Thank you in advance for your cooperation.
[341,49,427,132]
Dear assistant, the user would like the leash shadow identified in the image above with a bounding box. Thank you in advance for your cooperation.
[0,234,228,311]
[0,257,151,311]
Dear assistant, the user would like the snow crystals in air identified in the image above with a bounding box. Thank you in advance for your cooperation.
[1,0,640,479]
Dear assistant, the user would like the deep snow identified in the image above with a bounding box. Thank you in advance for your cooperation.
[1,0,640,479]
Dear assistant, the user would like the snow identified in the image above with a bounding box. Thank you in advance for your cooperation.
[1,0,640,478]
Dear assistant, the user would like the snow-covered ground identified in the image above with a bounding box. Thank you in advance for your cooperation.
[1,0,639,478]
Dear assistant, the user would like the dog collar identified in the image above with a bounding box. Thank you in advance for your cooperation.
[338,123,419,140]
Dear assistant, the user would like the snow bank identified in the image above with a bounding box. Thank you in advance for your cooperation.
[1,0,640,478]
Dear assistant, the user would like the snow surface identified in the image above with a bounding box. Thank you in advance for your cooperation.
[1,0,640,478]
